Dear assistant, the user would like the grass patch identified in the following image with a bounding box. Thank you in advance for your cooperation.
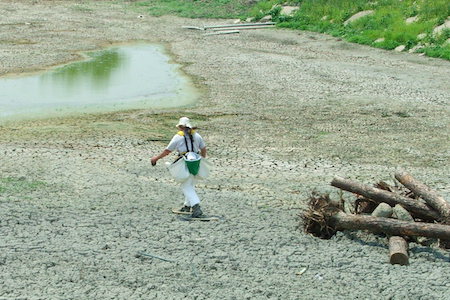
[316,131,332,138]
[0,177,46,194]
[0,39,36,45]
[420,44,450,60]
[261,0,450,59]
[393,111,411,118]
[70,4,94,13]
[0,110,212,144]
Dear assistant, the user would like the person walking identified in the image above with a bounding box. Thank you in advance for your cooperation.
[151,117,207,217]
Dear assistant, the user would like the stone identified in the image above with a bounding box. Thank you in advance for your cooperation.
[433,17,450,36]
[344,10,374,26]
[392,204,414,221]
[417,33,427,40]
[374,38,385,43]
[321,16,328,21]
[261,15,272,22]
[394,45,406,52]
[408,45,424,53]
[280,6,299,16]
[371,203,393,218]
[406,16,418,24]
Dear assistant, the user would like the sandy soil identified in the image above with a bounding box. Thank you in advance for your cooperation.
[1,1,449,299]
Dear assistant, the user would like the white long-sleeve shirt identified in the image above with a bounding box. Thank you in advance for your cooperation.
[166,131,206,154]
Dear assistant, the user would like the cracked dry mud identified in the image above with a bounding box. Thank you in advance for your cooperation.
[0,1,449,299]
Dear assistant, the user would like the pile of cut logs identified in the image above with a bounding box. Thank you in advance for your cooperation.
[303,171,450,265]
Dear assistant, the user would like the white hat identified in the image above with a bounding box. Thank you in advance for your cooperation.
[176,117,192,128]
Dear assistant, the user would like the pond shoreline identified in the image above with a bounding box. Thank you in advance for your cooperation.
[0,43,197,121]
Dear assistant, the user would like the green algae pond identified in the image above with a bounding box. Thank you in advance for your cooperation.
[0,44,198,121]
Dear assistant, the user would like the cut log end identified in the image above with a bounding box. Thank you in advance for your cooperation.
[390,253,409,265]
[389,236,409,265]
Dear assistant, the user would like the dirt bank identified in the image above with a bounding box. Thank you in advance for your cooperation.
[1,1,449,299]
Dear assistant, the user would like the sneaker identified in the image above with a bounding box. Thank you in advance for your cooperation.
[191,204,203,218]
[180,205,191,213]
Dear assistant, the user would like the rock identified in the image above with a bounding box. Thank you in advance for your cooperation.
[245,17,254,23]
[344,10,374,26]
[232,19,241,24]
[372,203,393,218]
[261,15,272,22]
[321,16,328,21]
[417,33,427,40]
[374,38,385,43]
[408,45,424,53]
[406,16,418,24]
[392,204,414,221]
[433,17,450,36]
[394,45,406,52]
[280,6,299,16]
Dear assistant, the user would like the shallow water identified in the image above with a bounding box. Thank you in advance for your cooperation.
[0,44,197,120]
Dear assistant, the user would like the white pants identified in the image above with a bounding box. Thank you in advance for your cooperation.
[181,175,200,207]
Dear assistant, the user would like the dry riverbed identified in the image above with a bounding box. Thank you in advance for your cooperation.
[0,1,449,299]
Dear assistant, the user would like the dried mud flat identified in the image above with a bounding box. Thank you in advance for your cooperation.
[0,1,449,299]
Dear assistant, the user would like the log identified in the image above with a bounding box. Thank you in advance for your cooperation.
[303,195,450,240]
[330,212,450,240]
[204,22,275,29]
[389,236,409,265]
[331,177,440,221]
[395,172,450,222]
[211,25,275,31]
[390,204,409,265]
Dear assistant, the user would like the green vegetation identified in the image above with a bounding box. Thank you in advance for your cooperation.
[266,0,450,60]
[0,110,212,144]
[0,177,46,194]
[131,0,450,60]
